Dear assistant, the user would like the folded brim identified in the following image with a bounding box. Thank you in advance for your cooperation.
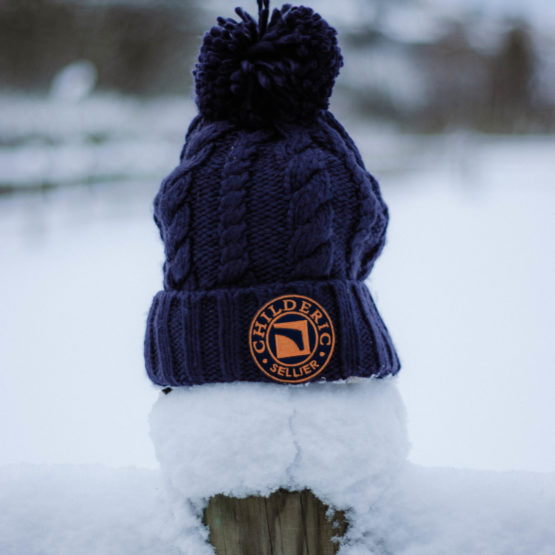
[144,280,400,386]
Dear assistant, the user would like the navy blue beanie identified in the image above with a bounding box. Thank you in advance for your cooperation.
[145,1,400,386]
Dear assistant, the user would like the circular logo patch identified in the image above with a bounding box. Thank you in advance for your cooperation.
[249,294,335,384]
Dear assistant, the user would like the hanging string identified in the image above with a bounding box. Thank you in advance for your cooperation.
[257,0,270,36]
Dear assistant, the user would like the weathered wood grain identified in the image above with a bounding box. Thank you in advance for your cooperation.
[203,489,347,555]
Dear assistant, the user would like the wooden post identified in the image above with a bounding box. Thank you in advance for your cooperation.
[203,489,347,555]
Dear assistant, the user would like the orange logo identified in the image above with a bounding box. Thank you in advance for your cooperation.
[248,294,335,384]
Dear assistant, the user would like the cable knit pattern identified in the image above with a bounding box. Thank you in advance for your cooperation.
[323,114,390,278]
[144,1,400,386]
[163,173,195,290]
[311,120,386,280]
[285,134,334,280]
[154,121,235,290]
[322,111,365,168]
[322,111,391,277]
[217,132,264,286]
[349,171,382,280]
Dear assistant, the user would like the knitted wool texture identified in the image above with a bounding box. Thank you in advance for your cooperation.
[145,1,400,386]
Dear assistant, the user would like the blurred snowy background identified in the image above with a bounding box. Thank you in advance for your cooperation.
[1,0,554,476]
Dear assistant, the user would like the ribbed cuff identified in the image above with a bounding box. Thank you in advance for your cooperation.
[144,280,400,386]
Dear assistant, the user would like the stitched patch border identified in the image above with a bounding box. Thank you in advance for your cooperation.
[249,294,335,384]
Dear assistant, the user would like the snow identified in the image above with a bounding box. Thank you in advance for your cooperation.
[370,133,555,473]
[1,94,555,552]
[1,381,554,553]
[0,464,179,555]
[148,380,555,553]
[0,187,161,469]
[150,379,408,503]
[381,465,555,555]
[148,378,409,553]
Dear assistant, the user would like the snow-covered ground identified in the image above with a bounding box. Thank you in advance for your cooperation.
[1,382,554,554]
[1,95,554,552]
[373,132,555,474]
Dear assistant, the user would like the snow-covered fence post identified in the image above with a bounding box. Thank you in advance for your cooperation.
[203,489,347,554]
[150,383,408,554]
[145,1,405,553]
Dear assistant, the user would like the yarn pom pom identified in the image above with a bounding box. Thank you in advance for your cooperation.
[193,1,343,127]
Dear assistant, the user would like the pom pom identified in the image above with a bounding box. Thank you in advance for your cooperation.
[193,1,343,127]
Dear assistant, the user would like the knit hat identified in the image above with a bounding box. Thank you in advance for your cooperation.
[144,0,400,386]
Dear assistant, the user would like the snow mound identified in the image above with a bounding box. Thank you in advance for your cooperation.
[149,379,555,554]
[150,378,408,498]
[1,389,554,554]
[149,378,410,551]
[372,464,555,555]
